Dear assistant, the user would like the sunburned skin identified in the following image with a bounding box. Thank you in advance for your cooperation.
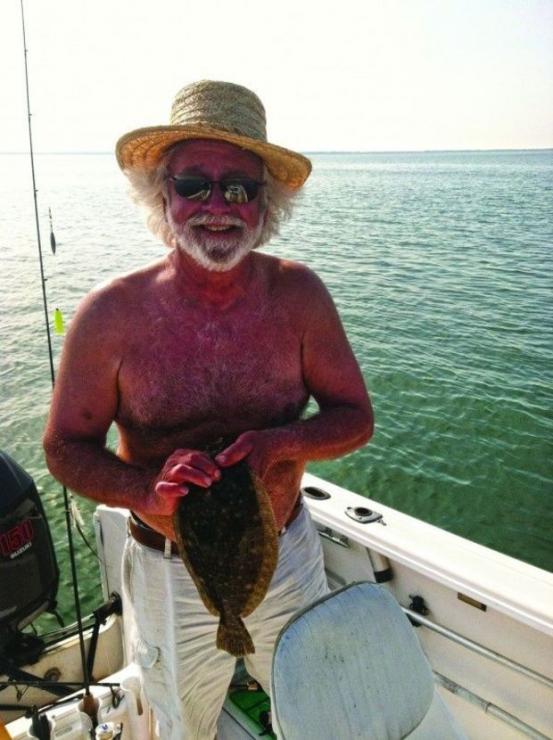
[114,254,311,534]
[43,139,374,540]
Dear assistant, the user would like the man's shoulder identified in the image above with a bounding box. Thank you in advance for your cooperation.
[70,258,167,334]
[83,259,167,309]
[259,253,325,294]
[257,254,339,331]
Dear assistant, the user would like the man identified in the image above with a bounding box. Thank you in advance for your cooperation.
[44,80,373,738]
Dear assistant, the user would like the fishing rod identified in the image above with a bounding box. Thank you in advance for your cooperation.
[19,0,98,721]
[19,2,54,386]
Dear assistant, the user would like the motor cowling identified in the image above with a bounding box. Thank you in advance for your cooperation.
[0,450,59,651]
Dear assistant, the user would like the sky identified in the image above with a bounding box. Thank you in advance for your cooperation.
[2,0,552,153]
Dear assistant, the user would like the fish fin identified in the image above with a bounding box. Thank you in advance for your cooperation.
[241,475,279,617]
[216,613,255,657]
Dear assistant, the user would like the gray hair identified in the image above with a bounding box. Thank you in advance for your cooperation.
[124,154,299,250]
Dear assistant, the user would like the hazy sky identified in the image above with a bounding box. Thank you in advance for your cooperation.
[2,0,552,153]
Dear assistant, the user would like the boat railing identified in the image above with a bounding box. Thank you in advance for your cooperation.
[402,606,552,739]
[433,672,549,740]
[402,606,553,690]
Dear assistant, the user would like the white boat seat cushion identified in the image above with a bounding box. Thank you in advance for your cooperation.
[271,581,466,740]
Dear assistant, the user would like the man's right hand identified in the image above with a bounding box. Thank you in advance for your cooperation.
[145,448,222,517]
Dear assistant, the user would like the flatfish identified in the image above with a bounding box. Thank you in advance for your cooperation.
[172,441,278,657]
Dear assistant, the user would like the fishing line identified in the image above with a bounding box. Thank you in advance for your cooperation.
[19,0,97,719]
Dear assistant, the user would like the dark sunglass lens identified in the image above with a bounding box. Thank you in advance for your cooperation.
[173,177,211,200]
[223,179,260,204]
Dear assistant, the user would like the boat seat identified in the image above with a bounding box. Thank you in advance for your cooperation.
[271,581,466,740]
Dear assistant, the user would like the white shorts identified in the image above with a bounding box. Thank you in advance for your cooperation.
[121,506,328,740]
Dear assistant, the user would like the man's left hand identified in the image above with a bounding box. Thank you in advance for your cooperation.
[215,429,289,479]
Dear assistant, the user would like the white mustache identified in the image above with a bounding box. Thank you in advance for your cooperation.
[187,214,244,228]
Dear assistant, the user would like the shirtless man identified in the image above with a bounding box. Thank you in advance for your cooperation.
[44,80,373,738]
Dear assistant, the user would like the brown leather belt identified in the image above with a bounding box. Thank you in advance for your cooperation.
[128,516,179,555]
[128,497,303,556]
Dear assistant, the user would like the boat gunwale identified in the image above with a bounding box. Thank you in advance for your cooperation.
[302,472,553,638]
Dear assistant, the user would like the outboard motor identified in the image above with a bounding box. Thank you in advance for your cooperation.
[0,450,59,660]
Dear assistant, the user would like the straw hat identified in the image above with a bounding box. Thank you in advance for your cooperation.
[116,80,311,190]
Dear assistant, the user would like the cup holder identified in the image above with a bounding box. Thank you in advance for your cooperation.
[346,506,383,524]
[301,486,331,501]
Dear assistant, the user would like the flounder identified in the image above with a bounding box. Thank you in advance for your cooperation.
[172,441,278,657]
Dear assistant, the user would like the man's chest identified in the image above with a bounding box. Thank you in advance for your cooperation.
[115,308,307,430]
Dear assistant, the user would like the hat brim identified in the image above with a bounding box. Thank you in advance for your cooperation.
[116,125,311,190]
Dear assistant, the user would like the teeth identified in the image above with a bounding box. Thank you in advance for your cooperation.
[204,225,233,231]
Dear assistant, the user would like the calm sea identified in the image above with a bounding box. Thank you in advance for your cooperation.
[1,150,552,622]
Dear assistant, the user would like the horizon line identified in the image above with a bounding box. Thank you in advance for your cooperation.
[1,147,552,156]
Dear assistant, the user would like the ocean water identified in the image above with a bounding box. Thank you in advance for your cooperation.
[1,149,552,622]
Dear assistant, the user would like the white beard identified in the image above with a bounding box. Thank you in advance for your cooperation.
[167,212,264,272]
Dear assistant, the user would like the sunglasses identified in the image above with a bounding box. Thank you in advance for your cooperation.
[168,176,265,204]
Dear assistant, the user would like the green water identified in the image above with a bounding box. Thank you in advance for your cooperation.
[1,150,551,621]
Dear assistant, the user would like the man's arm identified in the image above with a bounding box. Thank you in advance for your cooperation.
[216,267,374,473]
[43,285,219,517]
[43,286,154,508]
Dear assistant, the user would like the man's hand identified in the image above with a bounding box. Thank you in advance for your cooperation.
[215,430,290,480]
[215,430,302,530]
[145,448,222,517]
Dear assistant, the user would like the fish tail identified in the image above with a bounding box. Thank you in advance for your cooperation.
[216,612,255,657]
